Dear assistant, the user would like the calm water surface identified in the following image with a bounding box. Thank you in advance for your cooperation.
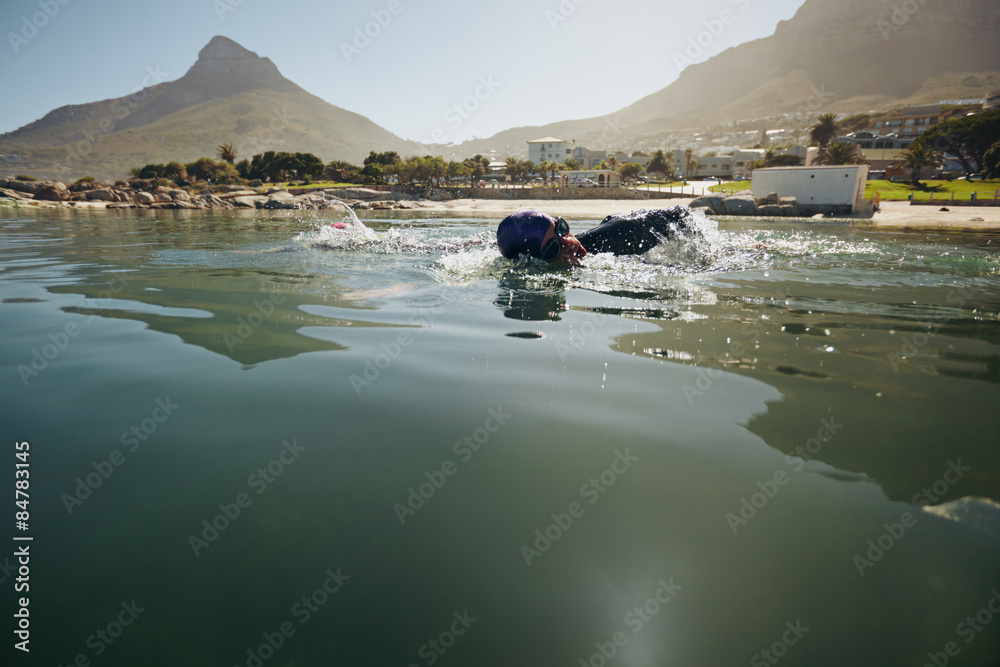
[2,207,1000,666]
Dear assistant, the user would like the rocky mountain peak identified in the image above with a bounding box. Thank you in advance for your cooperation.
[110,36,298,132]
[187,36,282,82]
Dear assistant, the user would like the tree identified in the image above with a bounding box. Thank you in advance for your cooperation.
[983,141,1000,180]
[769,154,803,167]
[562,158,582,171]
[359,163,384,184]
[447,160,471,184]
[295,152,325,181]
[646,150,673,180]
[324,160,360,183]
[463,155,490,181]
[535,160,555,186]
[427,156,447,186]
[503,156,520,184]
[163,161,189,184]
[912,109,1000,174]
[810,113,840,152]
[818,141,866,166]
[247,152,323,182]
[892,145,943,186]
[131,163,166,179]
[683,148,694,179]
[606,155,620,172]
[185,157,218,181]
[217,143,237,164]
[619,162,644,181]
[504,157,535,185]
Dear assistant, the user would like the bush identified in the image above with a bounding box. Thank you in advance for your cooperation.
[14,174,37,181]
[153,178,173,188]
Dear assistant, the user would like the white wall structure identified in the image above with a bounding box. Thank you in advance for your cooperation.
[751,165,870,215]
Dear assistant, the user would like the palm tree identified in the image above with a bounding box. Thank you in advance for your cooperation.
[892,145,943,186]
[540,161,559,186]
[504,157,527,185]
[606,155,620,172]
[217,143,237,164]
[810,114,840,153]
[818,141,866,166]
[683,148,693,179]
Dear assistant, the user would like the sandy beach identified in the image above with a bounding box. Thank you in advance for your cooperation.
[413,197,1000,230]
[868,201,1000,230]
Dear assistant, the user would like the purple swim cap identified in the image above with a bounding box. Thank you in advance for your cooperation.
[496,211,554,259]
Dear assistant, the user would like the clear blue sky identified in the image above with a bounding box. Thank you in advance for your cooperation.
[0,0,806,144]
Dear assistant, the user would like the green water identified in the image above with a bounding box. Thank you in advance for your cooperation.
[2,207,1000,666]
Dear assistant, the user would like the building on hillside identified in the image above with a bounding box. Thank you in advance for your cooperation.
[622,153,653,168]
[528,137,574,165]
[840,132,913,150]
[751,165,871,216]
[869,105,941,139]
[558,170,622,188]
[941,97,989,106]
[984,90,1000,110]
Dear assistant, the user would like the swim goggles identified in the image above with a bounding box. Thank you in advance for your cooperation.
[538,217,570,262]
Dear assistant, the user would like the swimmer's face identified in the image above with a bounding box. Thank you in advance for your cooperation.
[542,220,587,266]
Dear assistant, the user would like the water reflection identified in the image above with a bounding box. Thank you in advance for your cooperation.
[495,274,567,321]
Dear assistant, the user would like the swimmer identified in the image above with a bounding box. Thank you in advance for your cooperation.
[495,208,699,266]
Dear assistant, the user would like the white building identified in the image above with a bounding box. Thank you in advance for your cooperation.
[751,165,871,216]
[528,137,574,165]
[694,156,733,178]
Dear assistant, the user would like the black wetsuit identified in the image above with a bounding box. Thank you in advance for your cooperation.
[576,207,695,256]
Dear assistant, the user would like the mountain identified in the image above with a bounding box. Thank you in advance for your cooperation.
[437,0,1000,156]
[0,36,424,181]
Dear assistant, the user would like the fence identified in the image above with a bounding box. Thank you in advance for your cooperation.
[909,189,1000,206]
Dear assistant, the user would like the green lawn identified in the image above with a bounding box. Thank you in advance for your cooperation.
[708,181,751,195]
[864,179,999,202]
[708,179,1000,202]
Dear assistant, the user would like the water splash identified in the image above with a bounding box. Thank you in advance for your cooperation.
[292,202,490,255]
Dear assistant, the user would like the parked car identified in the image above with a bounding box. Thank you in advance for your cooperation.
[704,176,721,182]
[571,178,600,188]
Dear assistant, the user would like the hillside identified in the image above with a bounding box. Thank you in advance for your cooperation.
[438,0,1000,156]
[0,37,424,181]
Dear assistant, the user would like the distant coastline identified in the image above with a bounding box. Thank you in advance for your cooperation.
[3,180,999,231]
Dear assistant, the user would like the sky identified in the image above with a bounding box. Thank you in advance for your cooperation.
[0,0,806,144]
